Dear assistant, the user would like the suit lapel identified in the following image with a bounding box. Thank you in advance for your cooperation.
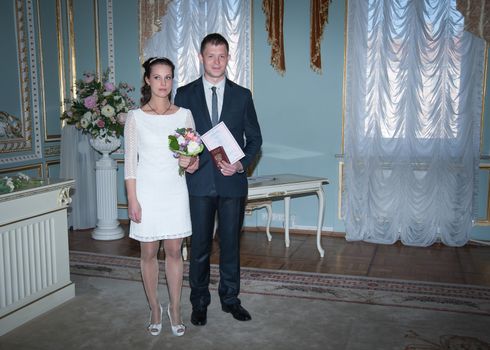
[221,78,234,125]
[193,78,213,129]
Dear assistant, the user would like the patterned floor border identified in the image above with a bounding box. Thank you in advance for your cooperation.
[69,250,490,316]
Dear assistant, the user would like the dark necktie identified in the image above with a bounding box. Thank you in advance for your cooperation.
[211,86,218,126]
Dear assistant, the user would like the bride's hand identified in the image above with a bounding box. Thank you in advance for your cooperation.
[186,156,199,174]
[128,199,141,223]
[178,155,192,168]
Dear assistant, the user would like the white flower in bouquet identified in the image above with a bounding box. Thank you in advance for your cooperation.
[80,117,90,128]
[177,135,186,145]
[101,104,115,118]
[188,140,202,154]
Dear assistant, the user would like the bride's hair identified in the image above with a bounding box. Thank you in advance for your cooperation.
[140,57,175,106]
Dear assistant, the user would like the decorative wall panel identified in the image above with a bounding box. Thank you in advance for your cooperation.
[0,0,42,164]
[37,0,63,142]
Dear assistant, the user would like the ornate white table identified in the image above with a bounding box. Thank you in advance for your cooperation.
[0,178,75,336]
[248,174,329,257]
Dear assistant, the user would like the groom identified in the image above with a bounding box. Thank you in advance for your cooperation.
[175,33,262,325]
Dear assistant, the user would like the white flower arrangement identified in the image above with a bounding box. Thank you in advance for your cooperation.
[0,172,38,194]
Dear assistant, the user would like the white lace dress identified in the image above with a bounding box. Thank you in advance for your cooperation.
[124,107,194,242]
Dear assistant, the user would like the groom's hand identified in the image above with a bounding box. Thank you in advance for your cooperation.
[219,161,244,176]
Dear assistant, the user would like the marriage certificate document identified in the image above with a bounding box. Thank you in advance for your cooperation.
[201,121,245,164]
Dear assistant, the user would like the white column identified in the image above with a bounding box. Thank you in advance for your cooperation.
[92,153,124,240]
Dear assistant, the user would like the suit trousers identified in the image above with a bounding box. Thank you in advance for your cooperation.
[188,195,246,310]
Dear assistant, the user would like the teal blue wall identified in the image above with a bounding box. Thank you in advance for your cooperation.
[0,1,20,116]
[250,0,345,232]
[73,0,97,74]
[1,0,489,239]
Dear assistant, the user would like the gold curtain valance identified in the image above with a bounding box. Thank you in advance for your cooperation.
[457,0,490,43]
[138,0,172,60]
[310,0,331,73]
[263,0,286,75]
[263,0,332,75]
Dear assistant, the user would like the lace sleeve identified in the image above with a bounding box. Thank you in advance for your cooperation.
[184,109,196,129]
[124,110,138,179]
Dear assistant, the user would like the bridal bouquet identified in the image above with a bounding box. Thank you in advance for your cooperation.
[168,127,204,175]
[60,69,135,138]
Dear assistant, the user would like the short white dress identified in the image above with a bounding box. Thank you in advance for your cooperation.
[124,107,194,242]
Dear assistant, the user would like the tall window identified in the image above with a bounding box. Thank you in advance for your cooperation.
[342,0,485,246]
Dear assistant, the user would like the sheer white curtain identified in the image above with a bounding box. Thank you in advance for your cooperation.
[60,124,97,229]
[142,0,252,90]
[342,0,485,246]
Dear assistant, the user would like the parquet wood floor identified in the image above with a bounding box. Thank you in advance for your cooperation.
[69,225,490,287]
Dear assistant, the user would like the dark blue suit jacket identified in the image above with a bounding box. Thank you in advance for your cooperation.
[175,77,262,197]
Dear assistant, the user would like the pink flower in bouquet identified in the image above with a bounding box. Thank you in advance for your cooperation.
[104,82,115,92]
[187,131,200,142]
[84,95,98,109]
[117,112,127,125]
[83,73,95,84]
[96,119,105,128]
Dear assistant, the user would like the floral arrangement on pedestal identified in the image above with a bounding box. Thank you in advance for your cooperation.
[61,70,135,139]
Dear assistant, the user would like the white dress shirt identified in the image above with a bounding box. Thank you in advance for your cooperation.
[202,77,225,124]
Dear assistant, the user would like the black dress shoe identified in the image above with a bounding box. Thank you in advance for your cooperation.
[191,308,207,326]
[221,304,252,321]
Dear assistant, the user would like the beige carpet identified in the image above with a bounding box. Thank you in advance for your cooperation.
[0,251,489,350]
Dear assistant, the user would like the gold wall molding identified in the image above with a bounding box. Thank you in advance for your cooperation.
[36,0,62,142]
[337,161,344,220]
[45,160,60,178]
[57,0,66,119]
[477,163,490,226]
[480,46,488,154]
[0,163,43,177]
[67,0,76,98]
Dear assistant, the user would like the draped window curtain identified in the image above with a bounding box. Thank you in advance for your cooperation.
[142,0,252,91]
[342,0,485,246]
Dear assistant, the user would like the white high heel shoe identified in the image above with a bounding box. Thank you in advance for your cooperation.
[147,304,163,336]
[167,304,186,337]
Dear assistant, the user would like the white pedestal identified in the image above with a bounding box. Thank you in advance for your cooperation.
[92,153,124,240]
